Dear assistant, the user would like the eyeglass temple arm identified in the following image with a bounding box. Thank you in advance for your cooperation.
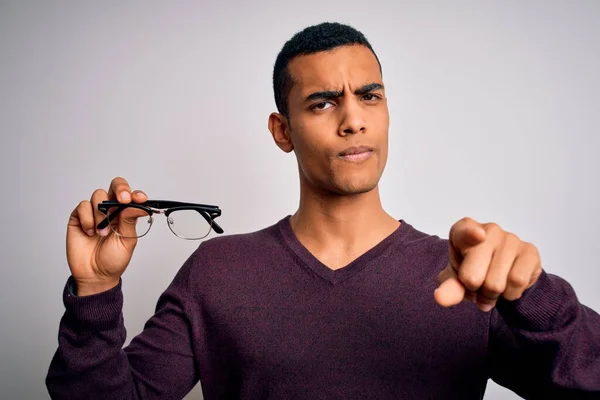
[96,203,128,230]
[190,208,224,234]
[205,214,224,234]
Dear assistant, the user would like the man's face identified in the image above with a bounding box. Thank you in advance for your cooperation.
[285,44,389,196]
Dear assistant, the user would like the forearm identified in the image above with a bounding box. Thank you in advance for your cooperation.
[46,278,139,399]
[47,257,199,400]
[489,270,600,397]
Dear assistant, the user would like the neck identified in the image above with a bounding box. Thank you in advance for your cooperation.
[289,181,400,267]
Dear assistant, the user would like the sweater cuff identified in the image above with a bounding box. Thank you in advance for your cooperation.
[496,270,573,332]
[63,276,124,330]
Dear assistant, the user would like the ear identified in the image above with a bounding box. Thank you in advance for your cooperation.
[268,112,294,153]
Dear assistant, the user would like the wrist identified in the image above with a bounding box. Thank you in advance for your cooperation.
[496,270,566,331]
[74,277,120,296]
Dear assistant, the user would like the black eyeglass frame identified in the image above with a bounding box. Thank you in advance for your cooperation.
[96,200,224,238]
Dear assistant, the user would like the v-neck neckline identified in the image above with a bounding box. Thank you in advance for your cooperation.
[277,215,410,285]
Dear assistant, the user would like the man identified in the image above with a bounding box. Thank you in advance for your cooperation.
[46,22,600,399]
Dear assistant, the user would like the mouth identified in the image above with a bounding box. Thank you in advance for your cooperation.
[338,145,374,163]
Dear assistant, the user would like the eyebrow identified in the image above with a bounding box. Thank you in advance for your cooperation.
[305,82,384,102]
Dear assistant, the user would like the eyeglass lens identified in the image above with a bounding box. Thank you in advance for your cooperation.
[106,206,212,240]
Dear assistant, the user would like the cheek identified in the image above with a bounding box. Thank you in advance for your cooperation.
[380,144,389,168]
[375,107,390,131]
[301,139,330,170]
[374,109,390,147]
[292,118,335,160]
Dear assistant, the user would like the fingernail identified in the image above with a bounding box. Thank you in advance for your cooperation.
[86,229,95,237]
[120,192,131,202]
[99,227,110,236]
[479,303,493,312]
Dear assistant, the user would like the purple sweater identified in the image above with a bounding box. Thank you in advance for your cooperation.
[46,217,600,399]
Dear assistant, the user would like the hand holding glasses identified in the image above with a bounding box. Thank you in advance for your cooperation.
[65,177,224,297]
[97,200,224,240]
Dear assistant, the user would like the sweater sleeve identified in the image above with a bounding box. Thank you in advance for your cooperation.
[45,256,199,400]
[487,270,600,399]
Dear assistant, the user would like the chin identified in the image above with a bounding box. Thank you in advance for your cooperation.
[331,177,380,196]
[326,157,386,196]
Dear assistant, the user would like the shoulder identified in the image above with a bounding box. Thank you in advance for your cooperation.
[181,218,286,279]
[394,220,450,276]
[399,220,448,255]
[196,221,282,259]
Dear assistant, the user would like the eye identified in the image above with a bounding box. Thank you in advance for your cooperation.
[362,93,380,102]
[311,101,334,111]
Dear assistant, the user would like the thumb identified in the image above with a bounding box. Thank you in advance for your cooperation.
[434,264,466,307]
[116,206,150,238]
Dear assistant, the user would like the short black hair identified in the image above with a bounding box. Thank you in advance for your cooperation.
[272,22,382,117]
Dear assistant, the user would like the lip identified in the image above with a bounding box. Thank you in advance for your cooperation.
[338,145,374,156]
[338,145,374,163]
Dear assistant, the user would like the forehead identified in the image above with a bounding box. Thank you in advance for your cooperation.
[287,45,382,97]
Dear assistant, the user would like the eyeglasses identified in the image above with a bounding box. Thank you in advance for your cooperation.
[96,200,224,240]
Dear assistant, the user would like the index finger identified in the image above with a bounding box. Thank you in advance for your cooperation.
[107,176,133,204]
[449,217,487,256]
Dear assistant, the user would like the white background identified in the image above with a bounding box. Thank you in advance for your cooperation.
[1,1,598,398]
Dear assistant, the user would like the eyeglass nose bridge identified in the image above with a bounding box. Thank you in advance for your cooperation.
[147,207,167,215]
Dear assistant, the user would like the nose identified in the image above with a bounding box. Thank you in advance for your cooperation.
[338,98,366,137]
